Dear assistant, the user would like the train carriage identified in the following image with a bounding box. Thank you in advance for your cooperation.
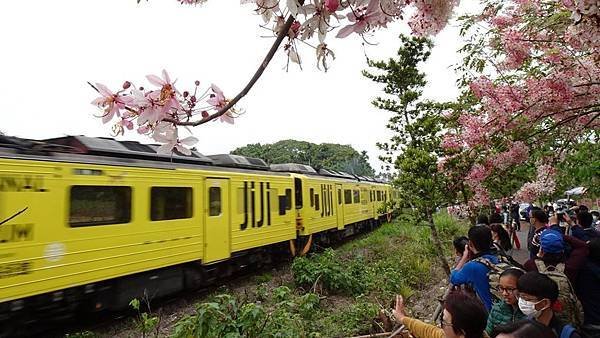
[0,135,395,330]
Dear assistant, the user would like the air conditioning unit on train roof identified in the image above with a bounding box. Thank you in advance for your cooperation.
[44,135,214,165]
[317,168,356,180]
[270,163,317,174]
[207,154,269,170]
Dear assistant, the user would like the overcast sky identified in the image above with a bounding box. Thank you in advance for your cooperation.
[0,1,478,172]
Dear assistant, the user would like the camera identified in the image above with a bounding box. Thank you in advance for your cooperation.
[556,208,566,221]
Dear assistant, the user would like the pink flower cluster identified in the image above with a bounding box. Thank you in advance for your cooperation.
[490,141,529,171]
[500,29,531,70]
[91,70,238,154]
[441,134,461,151]
[456,114,487,148]
[514,163,557,202]
[408,0,461,36]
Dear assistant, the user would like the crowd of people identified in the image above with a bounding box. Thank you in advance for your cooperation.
[393,204,600,338]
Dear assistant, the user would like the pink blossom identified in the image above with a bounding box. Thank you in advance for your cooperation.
[491,141,529,170]
[91,83,133,124]
[408,0,460,36]
[514,163,556,202]
[336,0,387,38]
[469,77,494,99]
[457,114,487,148]
[500,29,531,69]
[465,164,490,187]
[324,0,339,13]
[146,69,182,116]
[441,134,461,151]
[490,15,516,29]
[153,123,199,155]
[207,84,235,124]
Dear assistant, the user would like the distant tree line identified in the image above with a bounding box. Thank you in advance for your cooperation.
[231,140,376,177]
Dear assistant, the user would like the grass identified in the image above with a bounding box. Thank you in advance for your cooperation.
[94,211,467,337]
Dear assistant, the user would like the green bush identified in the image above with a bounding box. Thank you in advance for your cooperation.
[291,249,368,296]
[170,212,468,338]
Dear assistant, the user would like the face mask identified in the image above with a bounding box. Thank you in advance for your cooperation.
[518,297,546,318]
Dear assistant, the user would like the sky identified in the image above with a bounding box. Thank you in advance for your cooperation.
[0,1,479,172]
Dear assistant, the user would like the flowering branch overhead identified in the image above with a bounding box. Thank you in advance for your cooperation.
[91,0,462,153]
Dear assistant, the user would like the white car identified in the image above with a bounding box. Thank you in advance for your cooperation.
[519,203,531,220]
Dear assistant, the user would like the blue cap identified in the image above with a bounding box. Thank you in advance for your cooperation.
[540,229,564,254]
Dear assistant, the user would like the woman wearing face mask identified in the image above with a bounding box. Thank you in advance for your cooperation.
[516,271,582,338]
[393,291,488,338]
[485,269,526,336]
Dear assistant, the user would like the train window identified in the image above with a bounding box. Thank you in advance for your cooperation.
[353,190,360,204]
[310,188,314,207]
[338,189,342,205]
[377,191,382,201]
[151,187,193,221]
[278,196,287,215]
[344,189,352,204]
[285,188,292,210]
[361,190,368,205]
[209,187,221,216]
[315,195,320,211]
[294,178,303,209]
[69,186,131,227]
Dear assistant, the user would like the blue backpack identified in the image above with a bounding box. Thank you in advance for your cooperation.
[560,324,576,338]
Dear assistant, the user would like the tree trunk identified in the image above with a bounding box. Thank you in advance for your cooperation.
[460,183,476,226]
[425,208,451,277]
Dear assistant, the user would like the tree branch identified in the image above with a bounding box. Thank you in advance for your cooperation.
[164,15,296,127]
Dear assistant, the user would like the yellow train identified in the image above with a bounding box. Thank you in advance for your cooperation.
[0,135,393,327]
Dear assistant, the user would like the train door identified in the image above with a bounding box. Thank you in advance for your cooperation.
[203,178,230,263]
[335,184,344,229]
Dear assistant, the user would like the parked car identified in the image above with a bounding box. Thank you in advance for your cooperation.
[519,203,531,220]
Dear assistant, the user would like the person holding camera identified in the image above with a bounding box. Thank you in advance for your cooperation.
[571,211,600,242]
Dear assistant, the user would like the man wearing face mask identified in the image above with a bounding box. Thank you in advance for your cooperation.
[516,271,581,338]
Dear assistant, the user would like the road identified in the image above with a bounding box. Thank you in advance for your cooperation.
[511,221,531,265]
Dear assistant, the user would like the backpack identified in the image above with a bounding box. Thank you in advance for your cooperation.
[560,324,576,338]
[534,260,584,328]
[472,255,524,301]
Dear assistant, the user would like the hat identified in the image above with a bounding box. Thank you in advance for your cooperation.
[540,229,564,254]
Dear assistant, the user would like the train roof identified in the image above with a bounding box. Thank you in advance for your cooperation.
[270,163,317,174]
[0,135,388,183]
[45,135,215,165]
